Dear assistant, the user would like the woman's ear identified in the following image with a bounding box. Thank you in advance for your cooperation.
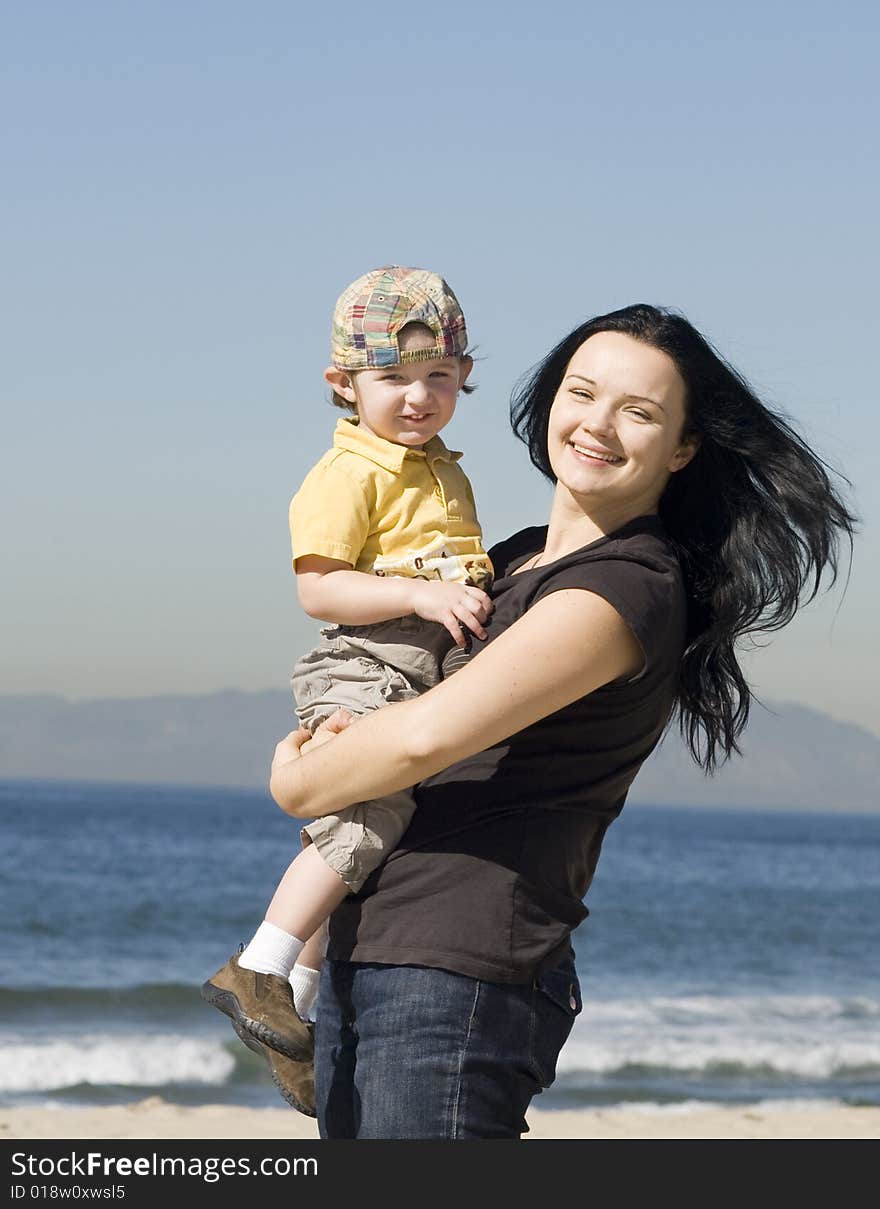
[324,366,358,404]
[668,433,700,473]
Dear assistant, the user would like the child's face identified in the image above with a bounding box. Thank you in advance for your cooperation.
[325,325,473,447]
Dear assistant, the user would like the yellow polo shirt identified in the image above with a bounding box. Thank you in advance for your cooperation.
[289,418,493,590]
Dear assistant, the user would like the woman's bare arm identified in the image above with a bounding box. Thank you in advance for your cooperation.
[269,588,642,818]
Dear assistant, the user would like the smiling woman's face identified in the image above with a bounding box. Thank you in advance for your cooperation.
[547,331,698,515]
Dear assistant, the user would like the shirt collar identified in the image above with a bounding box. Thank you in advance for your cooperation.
[332,417,463,474]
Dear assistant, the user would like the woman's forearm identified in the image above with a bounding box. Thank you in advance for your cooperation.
[269,694,445,818]
[269,587,642,819]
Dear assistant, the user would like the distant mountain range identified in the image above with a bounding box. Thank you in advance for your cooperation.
[0,691,877,813]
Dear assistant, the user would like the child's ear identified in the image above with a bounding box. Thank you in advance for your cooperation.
[324,366,358,404]
[457,355,474,390]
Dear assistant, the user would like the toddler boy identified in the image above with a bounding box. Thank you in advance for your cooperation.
[202,266,492,1113]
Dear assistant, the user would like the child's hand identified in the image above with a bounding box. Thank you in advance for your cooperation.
[409,581,493,648]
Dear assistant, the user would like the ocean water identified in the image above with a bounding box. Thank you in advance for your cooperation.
[2,779,878,1112]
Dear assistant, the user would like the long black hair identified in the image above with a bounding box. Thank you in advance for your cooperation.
[510,304,857,772]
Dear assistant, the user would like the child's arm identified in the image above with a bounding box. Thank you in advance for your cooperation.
[296,554,492,647]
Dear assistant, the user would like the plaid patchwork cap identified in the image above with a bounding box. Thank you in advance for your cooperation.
[331,265,469,371]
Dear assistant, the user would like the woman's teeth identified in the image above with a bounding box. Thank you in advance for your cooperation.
[571,442,623,464]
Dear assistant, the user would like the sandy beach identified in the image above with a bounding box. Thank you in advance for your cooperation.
[1,1099,877,1140]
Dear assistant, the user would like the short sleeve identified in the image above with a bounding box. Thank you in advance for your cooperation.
[289,454,374,567]
[532,555,684,682]
[488,526,547,577]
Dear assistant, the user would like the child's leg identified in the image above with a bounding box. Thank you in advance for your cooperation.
[265,843,349,939]
[238,845,347,979]
[290,922,328,1023]
[239,632,429,1028]
[202,844,345,1065]
[267,845,337,1024]
[298,921,329,970]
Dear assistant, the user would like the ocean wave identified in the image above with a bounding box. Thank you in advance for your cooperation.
[555,992,880,1081]
[0,984,201,1008]
[3,991,877,1096]
[559,1036,880,1079]
[0,984,206,1029]
[0,1035,237,1093]
[7,987,873,1021]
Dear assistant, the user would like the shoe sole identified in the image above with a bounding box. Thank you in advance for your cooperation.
[230,1019,317,1118]
[200,978,313,1062]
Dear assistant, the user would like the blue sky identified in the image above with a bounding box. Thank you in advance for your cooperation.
[4,1,878,735]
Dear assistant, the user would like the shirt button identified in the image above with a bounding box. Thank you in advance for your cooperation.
[569,984,578,1010]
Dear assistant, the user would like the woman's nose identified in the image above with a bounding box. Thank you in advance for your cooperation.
[579,407,615,438]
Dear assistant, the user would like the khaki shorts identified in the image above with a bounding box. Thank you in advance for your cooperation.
[291,617,455,893]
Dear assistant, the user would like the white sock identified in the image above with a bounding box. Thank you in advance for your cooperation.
[237,921,304,979]
[289,964,321,1023]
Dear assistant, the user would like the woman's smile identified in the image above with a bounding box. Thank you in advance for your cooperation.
[567,439,625,466]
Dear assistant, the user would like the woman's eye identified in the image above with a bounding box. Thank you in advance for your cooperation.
[570,389,593,400]
[628,409,652,421]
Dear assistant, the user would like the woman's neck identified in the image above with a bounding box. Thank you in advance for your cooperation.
[539,487,656,564]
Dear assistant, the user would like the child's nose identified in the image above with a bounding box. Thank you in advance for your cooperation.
[405,379,429,404]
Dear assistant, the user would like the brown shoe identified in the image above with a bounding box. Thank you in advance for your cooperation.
[231,1018,316,1118]
[201,951,313,1061]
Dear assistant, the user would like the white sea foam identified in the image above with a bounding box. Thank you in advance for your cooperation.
[4,994,877,1095]
[0,1036,236,1093]
[558,993,880,1079]
[559,1036,880,1078]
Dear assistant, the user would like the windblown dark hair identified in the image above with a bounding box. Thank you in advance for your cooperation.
[510,304,857,772]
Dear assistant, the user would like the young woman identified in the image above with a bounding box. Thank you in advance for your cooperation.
[266,304,855,1138]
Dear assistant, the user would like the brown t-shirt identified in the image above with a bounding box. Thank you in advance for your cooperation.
[327,515,688,983]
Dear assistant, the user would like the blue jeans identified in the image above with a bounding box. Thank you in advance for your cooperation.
[314,952,582,1139]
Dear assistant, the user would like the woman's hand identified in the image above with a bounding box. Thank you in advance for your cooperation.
[270,727,310,774]
[270,710,354,801]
